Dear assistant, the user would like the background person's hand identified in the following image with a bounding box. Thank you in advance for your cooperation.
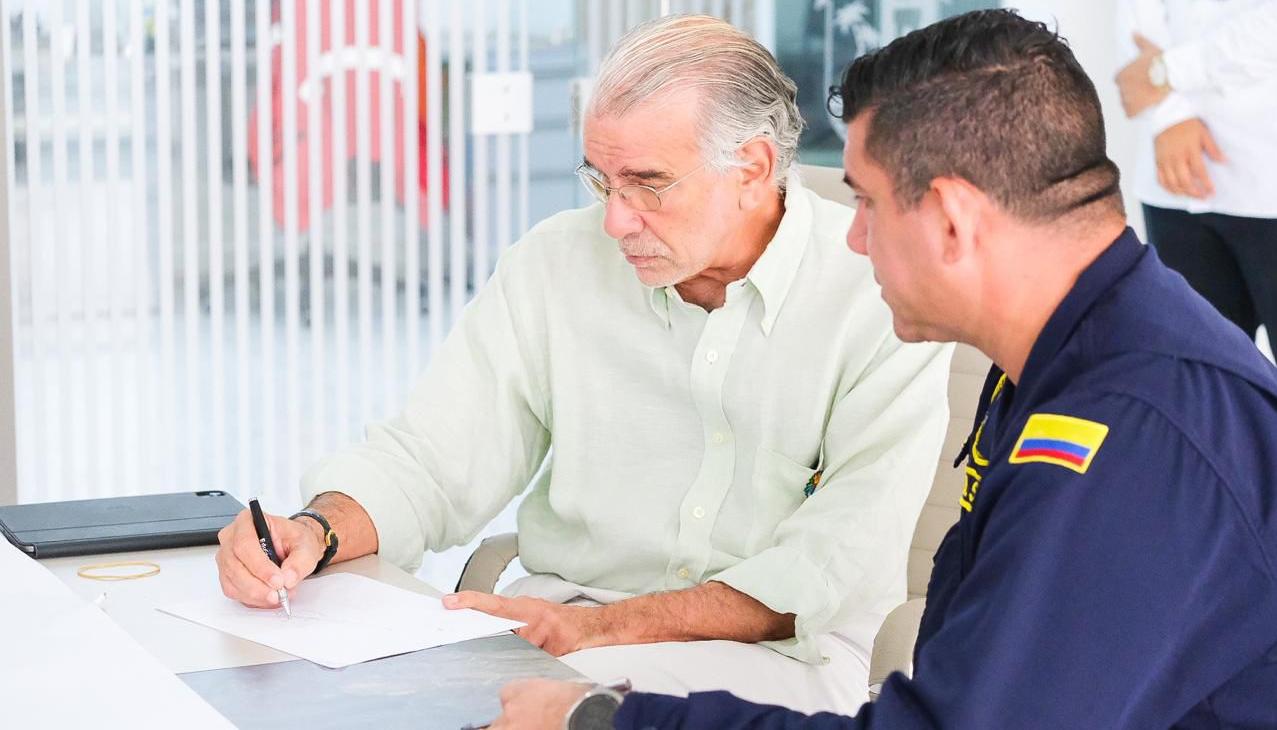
[444,591,613,656]
[215,508,324,608]
[488,679,591,730]
[1116,34,1170,117]
[1155,117,1227,199]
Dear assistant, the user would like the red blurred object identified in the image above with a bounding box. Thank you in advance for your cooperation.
[248,0,448,231]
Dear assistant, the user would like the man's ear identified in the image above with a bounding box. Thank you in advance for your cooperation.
[737,137,779,209]
[931,176,985,265]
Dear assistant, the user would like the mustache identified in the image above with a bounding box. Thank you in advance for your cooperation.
[617,236,668,258]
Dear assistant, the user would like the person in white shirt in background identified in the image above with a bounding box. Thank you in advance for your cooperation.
[1115,0,1277,356]
[213,15,952,715]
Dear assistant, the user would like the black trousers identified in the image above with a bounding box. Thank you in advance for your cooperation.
[1143,204,1277,355]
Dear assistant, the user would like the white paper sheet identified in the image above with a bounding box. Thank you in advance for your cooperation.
[0,541,233,728]
[158,572,525,668]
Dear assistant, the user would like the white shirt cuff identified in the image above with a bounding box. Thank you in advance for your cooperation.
[1163,43,1211,93]
[711,545,844,665]
[300,456,428,572]
[1145,91,1198,137]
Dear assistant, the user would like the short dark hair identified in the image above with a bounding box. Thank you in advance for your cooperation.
[828,9,1122,223]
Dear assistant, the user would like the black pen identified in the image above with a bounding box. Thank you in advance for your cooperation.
[248,498,291,618]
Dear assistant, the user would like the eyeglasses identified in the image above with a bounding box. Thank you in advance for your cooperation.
[575,162,707,212]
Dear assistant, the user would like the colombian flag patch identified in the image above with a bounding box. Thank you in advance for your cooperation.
[1009,413,1109,474]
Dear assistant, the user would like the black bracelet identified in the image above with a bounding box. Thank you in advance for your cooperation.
[290,509,339,574]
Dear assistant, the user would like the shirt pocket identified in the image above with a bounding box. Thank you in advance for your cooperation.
[746,446,818,553]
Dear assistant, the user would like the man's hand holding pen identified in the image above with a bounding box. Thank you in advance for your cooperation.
[216,502,324,611]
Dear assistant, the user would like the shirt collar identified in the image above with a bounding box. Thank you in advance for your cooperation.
[644,173,814,334]
[746,174,813,335]
[1019,227,1145,388]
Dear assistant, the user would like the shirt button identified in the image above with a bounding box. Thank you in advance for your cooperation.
[711,432,725,445]
[677,567,690,579]
[705,349,719,364]
[692,506,706,519]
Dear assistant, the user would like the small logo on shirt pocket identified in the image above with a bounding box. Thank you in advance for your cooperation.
[804,470,824,497]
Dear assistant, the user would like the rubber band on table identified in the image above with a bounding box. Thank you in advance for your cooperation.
[76,561,162,581]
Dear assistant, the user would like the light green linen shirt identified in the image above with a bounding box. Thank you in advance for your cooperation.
[301,176,953,663]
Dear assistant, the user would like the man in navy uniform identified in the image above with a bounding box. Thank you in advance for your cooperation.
[486,9,1277,729]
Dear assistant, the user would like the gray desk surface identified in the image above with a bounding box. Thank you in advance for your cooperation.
[182,632,581,729]
[45,546,581,728]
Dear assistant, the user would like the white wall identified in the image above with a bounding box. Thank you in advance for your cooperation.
[1013,0,1146,238]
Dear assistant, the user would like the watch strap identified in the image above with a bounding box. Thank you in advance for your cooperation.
[290,509,338,574]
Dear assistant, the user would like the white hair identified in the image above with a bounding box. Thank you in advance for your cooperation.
[587,14,804,190]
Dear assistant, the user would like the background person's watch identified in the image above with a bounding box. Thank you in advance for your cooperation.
[565,684,626,730]
[1148,53,1169,90]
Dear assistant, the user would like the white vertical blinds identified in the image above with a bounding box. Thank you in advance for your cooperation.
[2,0,545,507]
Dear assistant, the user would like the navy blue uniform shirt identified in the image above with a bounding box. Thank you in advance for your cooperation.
[615,229,1277,729]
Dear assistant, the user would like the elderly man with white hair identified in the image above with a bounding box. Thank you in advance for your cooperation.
[212,15,951,714]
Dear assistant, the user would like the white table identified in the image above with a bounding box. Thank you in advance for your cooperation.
[44,546,445,674]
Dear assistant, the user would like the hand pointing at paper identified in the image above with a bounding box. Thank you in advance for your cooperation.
[443,592,613,656]
[444,581,793,657]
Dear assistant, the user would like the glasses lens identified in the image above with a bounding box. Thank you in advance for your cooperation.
[619,185,661,212]
[577,170,609,203]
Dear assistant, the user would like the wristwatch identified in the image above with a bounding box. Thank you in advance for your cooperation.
[564,684,626,730]
[1147,53,1169,90]
[290,509,338,574]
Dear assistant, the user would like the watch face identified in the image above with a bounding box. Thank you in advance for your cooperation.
[1149,57,1168,88]
[568,693,621,730]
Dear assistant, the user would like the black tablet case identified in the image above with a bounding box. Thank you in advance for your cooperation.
[0,491,244,558]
